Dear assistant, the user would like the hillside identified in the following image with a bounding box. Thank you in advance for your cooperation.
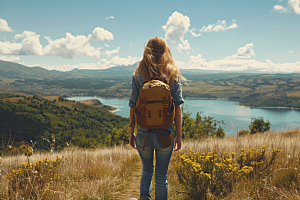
[1,60,300,108]
[0,60,138,79]
[0,95,129,150]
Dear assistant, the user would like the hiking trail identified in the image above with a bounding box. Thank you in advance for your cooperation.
[118,159,142,200]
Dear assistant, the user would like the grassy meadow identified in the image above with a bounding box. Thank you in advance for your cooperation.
[0,146,140,199]
[1,128,300,199]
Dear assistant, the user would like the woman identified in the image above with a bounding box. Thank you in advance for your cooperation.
[129,36,185,200]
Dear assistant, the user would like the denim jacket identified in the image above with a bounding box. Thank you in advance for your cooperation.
[128,73,184,108]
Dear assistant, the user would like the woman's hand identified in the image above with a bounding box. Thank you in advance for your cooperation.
[130,133,137,150]
[173,135,181,151]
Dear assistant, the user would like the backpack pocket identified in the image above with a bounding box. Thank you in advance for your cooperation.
[134,107,143,127]
[146,102,164,126]
[166,102,175,127]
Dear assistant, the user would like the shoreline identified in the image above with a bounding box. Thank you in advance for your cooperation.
[109,108,120,113]
[66,96,300,110]
[237,103,300,110]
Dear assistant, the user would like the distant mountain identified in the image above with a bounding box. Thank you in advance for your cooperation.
[1,59,299,81]
[0,60,74,79]
[71,62,138,76]
[0,60,139,79]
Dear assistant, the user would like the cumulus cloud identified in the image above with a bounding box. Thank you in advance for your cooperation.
[226,43,255,59]
[103,47,120,57]
[14,31,37,41]
[200,20,238,33]
[289,50,294,53]
[105,16,115,20]
[44,33,100,59]
[273,0,300,14]
[162,11,190,44]
[0,19,13,32]
[174,42,298,73]
[177,54,300,73]
[0,27,113,59]
[162,11,191,53]
[175,40,190,52]
[288,0,300,14]
[189,29,201,37]
[0,41,22,55]
[43,27,113,59]
[89,27,113,42]
[0,30,43,56]
[109,55,139,66]
[18,31,43,55]
[0,55,20,62]
[273,5,288,13]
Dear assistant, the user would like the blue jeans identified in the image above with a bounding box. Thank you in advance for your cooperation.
[136,126,174,200]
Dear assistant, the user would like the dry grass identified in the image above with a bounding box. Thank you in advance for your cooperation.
[0,145,140,200]
[42,96,77,108]
[168,128,300,200]
[287,91,300,98]
[1,129,300,199]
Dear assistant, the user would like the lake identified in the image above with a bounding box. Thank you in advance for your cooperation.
[66,96,300,136]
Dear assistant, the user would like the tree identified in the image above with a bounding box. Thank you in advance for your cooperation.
[181,110,225,139]
[237,129,250,136]
[249,117,271,134]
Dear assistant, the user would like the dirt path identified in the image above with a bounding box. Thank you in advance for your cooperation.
[119,160,142,200]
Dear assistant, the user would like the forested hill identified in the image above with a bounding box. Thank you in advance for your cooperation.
[0,95,129,151]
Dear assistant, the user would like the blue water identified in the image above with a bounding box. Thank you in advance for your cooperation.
[66,96,300,136]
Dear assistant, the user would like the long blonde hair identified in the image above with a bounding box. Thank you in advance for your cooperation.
[133,36,185,86]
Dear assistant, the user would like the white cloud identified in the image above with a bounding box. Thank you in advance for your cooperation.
[288,0,300,14]
[18,31,43,56]
[177,53,300,73]
[1,30,43,56]
[162,11,190,43]
[273,5,288,13]
[105,16,115,20]
[103,47,120,57]
[14,31,37,41]
[162,11,191,52]
[0,41,22,54]
[109,55,139,66]
[43,27,113,59]
[273,0,300,14]
[226,43,255,59]
[0,19,13,32]
[0,34,44,56]
[29,55,140,71]
[189,29,201,37]
[89,27,113,42]
[200,20,238,33]
[44,33,101,59]
[175,40,190,53]
[0,27,113,59]
[289,50,294,53]
[104,44,110,47]
[0,55,20,62]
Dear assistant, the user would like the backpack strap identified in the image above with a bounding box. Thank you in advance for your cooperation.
[163,97,168,127]
[129,104,135,127]
[142,97,147,127]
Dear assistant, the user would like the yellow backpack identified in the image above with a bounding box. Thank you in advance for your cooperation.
[133,79,175,129]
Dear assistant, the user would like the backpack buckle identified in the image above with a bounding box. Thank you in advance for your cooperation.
[141,104,147,108]
[162,104,168,107]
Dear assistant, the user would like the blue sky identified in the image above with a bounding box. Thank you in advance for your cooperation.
[0,0,299,72]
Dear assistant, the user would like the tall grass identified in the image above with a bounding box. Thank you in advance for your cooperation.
[1,129,300,199]
[0,145,139,199]
[168,128,300,199]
